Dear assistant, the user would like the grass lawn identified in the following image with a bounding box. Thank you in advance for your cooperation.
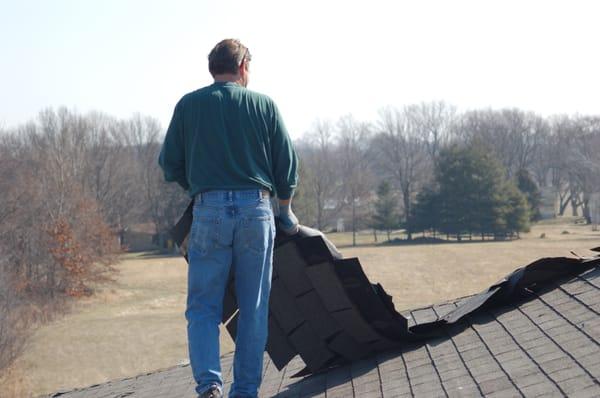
[5,218,599,397]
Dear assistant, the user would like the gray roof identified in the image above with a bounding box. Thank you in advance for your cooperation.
[48,266,600,398]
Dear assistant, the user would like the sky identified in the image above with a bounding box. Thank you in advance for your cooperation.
[1,0,599,139]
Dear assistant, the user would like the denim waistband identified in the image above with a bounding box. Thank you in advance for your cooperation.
[196,189,270,203]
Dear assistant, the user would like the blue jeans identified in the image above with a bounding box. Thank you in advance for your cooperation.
[186,189,275,397]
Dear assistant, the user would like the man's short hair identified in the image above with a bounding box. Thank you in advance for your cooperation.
[208,39,252,76]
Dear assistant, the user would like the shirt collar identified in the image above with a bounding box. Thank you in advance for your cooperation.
[213,81,240,87]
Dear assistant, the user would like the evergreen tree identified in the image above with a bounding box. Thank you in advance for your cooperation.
[502,181,531,237]
[435,145,508,239]
[516,169,542,221]
[412,144,530,240]
[411,186,440,236]
[372,181,400,241]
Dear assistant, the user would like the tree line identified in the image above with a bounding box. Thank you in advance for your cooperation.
[293,104,600,244]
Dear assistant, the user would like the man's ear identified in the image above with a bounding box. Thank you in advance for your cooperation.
[240,59,249,74]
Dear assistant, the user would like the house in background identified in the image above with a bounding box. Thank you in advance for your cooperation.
[118,223,176,253]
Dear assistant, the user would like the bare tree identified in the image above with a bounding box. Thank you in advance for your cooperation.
[123,115,189,237]
[566,116,600,222]
[545,115,598,217]
[297,120,342,230]
[458,109,547,178]
[374,107,429,240]
[405,101,456,164]
[82,113,136,227]
[529,122,552,188]
[337,115,373,246]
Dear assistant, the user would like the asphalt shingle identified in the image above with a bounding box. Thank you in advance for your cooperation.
[47,265,600,398]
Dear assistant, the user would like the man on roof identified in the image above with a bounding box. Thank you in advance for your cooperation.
[159,38,300,398]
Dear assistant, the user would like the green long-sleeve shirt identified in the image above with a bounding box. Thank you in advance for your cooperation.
[158,81,299,199]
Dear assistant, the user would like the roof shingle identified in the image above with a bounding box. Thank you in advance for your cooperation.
[48,267,600,398]
[47,211,599,397]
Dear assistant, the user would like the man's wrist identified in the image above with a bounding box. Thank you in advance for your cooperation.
[276,187,295,201]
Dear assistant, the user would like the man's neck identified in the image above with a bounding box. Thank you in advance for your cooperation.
[213,74,242,86]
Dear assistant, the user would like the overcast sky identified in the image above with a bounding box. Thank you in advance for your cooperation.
[1,0,599,139]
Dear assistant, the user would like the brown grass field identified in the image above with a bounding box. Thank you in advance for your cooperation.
[4,219,600,397]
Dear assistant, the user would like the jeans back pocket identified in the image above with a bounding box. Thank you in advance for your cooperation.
[191,206,222,256]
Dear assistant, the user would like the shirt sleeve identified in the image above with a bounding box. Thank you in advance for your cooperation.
[158,101,189,190]
[270,101,299,200]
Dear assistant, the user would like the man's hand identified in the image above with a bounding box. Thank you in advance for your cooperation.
[278,199,299,235]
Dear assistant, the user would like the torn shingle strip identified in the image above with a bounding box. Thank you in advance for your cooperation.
[167,201,600,377]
